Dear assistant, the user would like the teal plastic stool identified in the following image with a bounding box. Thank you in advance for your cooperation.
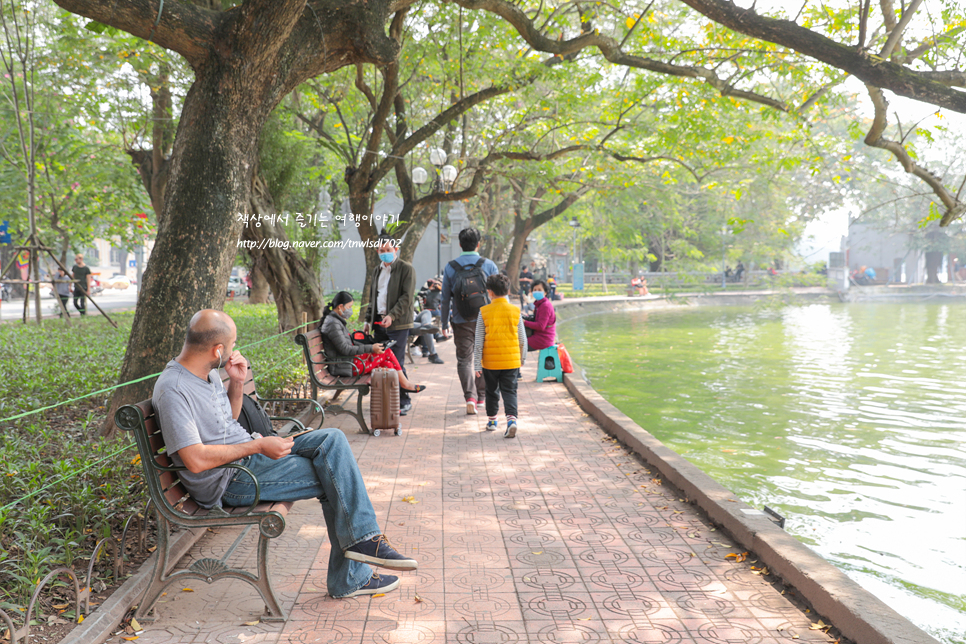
[536,345,563,382]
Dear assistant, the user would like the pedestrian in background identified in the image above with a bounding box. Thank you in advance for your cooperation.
[53,267,72,317]
[441,228,499,415]
[71,254,92,316]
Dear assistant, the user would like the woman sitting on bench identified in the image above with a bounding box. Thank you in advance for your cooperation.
[319,291,426,392]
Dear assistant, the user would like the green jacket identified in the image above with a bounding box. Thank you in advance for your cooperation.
[366,258,416,330]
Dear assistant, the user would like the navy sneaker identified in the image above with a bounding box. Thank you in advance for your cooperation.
[344,572,400,597]
[505,420,518,438]
[345,535,418,571]
[485,420,498,432]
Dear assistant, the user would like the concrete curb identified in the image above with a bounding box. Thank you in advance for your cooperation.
[563,369,941,644]
[59,526,206,644]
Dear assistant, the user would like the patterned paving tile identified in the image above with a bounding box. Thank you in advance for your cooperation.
[111,340,837,644]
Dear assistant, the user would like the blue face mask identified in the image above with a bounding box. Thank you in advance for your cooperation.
[533,291,545,300]
[379,252,395,264]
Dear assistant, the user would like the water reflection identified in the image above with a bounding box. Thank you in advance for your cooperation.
[559,303,966,644]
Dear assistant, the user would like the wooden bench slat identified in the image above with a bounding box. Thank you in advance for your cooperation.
[158,470,179,490]
[164,486,188,507]
[148,431,165,454]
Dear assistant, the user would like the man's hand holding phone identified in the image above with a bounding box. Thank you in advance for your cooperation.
[259,435,294,460]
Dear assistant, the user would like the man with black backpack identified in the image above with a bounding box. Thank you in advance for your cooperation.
[441,228,500,415]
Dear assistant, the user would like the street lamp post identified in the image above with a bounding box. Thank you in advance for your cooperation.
[569,216,580,269]
[414,149,457,278]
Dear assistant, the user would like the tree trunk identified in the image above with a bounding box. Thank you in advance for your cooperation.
[101,64,274,438]
[55,0,402,437]
[348,183,380,323]
[244,171,323,330]
[398,203,435,265]
[505,217,534,294]
[925,251,943,284]
[249,263,271,303]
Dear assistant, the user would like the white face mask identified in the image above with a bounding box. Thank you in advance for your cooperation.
[342,305,353,318]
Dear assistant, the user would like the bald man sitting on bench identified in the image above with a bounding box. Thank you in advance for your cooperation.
[152,309,416,597]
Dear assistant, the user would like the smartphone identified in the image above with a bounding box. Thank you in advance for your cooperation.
[383,339,397,349]
[287,427,316,438]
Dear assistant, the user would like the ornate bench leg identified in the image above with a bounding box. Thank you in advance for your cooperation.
[354,388,370,434]
[255,532,286,621]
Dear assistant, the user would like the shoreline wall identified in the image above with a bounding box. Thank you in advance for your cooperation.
[554,293,940,644]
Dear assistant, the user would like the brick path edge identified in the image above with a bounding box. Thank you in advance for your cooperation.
[564,366,940,644]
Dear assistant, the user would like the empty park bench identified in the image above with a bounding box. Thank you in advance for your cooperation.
[295,327,372,434]
[114,365,323,622]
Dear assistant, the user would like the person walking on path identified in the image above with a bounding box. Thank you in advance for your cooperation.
[52,267,72,317]
[153,309,417,597]
[364,235,417,415]
[523,280,556,352]
[441,228,499,415]
[71,253,92,316]
[474,274,527,438]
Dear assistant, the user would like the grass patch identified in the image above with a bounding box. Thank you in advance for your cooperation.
[0,303,309,615]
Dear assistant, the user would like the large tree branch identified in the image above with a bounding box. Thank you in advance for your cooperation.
[531,187,590,228]
[918,70,966,88]
[605,152,705,183]
[50,0,218,69]
[863,85,966,225]
[371,84,516,182]
[453,0,793,112]
[282,0,399,91]
[225,0,307,69]
[675,0,966,112]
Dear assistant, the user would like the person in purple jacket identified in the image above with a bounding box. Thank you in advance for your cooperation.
[523,280,556,351]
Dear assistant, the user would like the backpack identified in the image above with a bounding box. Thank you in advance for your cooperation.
[237,394,277,437]
[448,258,490,320]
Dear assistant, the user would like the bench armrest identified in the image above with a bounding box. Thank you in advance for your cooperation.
[147,460,263,517]
[270,415,305,433]
[259,396,323,415]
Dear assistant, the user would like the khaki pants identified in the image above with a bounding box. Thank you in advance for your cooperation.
[452,320,484,402]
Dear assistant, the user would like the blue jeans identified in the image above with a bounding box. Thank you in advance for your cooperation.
[220,429,379,597]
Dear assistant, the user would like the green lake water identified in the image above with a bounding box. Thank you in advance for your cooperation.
[557,303,966,644]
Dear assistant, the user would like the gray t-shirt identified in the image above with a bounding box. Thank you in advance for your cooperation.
[53,275,71,297]
[153,360,252,508]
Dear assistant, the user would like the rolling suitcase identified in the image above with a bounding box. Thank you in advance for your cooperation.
[369,368,401,436]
